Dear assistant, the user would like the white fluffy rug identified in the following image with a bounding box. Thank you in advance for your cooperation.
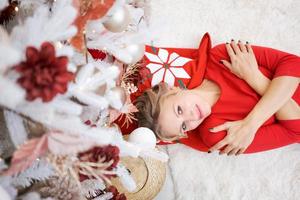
[149,0,300,200]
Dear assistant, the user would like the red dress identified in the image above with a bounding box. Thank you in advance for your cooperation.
[179,40,300,153]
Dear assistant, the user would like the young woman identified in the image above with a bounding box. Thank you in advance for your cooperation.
[135,35,300,156]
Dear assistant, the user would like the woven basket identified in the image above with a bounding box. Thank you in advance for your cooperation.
[110,135,167,200]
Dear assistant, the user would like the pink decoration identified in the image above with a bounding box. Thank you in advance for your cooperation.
[47,131,99,155]
[5,134,48,176]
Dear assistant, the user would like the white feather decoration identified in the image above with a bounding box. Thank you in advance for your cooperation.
[44,115,87,135]
[85,66,119,91]
[114,164,137,192]
[80,106,100,121]
[86,4,151,63]
[93,60,113,70]
[0,176,17,200]
[67,62,77,73]
[11,0,77,50]
[73,62,119,92]
[0,185,12,200]
[83,126,122,145]
[3,110,28,147]
[105,90,123,110]
[70,90,109,109]
[15,97,83,128]
[47,131,102,155]
[115,140,141,158]
[75,63,95,86]
[0,76,25,110]
[49,98,83,116]
[0,159,7,172]
[55,43,74,58]
[16,101,55,124]
[80,179,106,197]
[0,27,21,73]
[11,159,54,188]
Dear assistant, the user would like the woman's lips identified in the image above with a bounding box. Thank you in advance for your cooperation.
[195,104,202,120]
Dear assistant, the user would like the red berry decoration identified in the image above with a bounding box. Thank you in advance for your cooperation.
[14,42,74,102]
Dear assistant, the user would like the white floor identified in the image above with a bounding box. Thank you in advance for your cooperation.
[149,0,300,199]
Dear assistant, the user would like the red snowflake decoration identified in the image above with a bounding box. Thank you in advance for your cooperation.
[14,42,74,102]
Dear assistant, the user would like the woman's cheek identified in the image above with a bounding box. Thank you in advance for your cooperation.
[189,120,202,131]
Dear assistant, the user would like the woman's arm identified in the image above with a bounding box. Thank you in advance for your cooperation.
[208,41,300,155]
[245,76,300,128]
[220,41,300,121]
[246,70,300,120]
[208,76,299,156]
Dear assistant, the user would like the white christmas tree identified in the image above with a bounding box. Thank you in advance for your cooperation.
[0,0,168,199]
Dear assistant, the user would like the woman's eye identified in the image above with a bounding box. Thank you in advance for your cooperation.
[177,106,183,115]
[181,122,187,131]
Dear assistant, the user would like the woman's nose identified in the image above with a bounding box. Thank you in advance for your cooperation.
[184,109,198,121]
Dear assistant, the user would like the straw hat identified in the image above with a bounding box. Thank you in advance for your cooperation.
[110,135,167,200]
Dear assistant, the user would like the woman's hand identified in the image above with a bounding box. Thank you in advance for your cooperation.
[221,40,260,82]
[208,119,259,156]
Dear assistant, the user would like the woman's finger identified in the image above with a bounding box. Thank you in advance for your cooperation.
[238,40,247,53]
[225,42,235,59]
[209,140,228,152]
[236,148,246,155]
[220,60,232,70]
[209,122,230,133]
[230,39,241,55]
[245,42,254,54]
[220,144,233,155]
[228,147,239,156]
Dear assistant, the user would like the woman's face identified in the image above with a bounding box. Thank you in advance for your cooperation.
[158,87,212,139]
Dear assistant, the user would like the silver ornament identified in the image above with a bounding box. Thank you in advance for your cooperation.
[103,6,131,32]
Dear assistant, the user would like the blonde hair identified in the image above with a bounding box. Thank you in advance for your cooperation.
[135,82,187,142]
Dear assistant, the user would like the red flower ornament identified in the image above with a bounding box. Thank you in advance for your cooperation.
[14,42,74,102]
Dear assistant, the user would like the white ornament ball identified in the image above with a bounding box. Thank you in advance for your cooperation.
[128,127,157,150]
[124,43,145,64]
[103,6,131,32]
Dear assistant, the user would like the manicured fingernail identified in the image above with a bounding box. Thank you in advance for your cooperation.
[208,151,211,153]
[209,128,214,131]
[246,41,249,44]
[238,40,241,43]
[231,39,234,42]
[219,60,223,64]
[226,42,229,44]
